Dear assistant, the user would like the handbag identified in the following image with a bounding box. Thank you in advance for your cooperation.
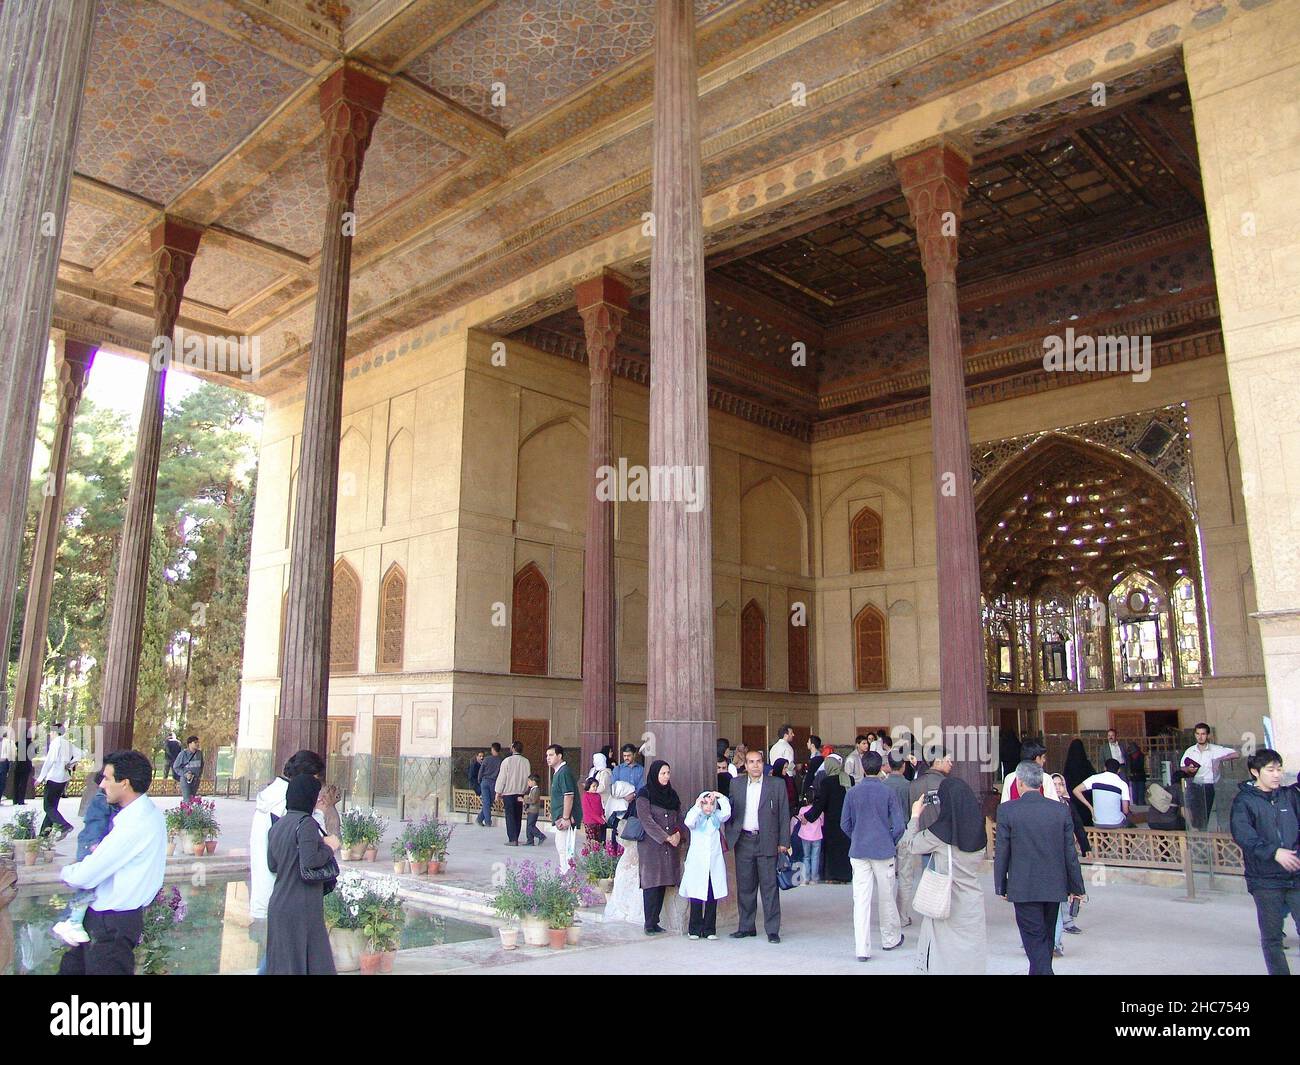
[297,818,339,895]
[776,851,795,891]
[618,813,645,842]
[911,843,952,920]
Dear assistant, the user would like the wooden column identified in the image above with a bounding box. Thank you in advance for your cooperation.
[646,0,716,804]
[0,0,96,727]
[12,339,96,727]
[576,273,629,765]
[276,66,388,769]
[99,219,203,755]
[896,142,988,796]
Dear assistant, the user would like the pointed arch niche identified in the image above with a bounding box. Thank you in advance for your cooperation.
[853,603,887,691]
[511,563,549,676]
[850,506,883,571]
[976,434,1204,693]
[329,559,361,674]
[377,564,407,672]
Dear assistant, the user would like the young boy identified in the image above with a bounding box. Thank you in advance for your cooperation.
[50,771,117,945]
[1229,748,1300,975]
[522,774,546,846]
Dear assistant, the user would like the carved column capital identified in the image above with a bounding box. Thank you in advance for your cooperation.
[575,273,630,381]
[56,339,96,416]
[895,142,971,285]
[319,65,389,207]
[149,217,203,338]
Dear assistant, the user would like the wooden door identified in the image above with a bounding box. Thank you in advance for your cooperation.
[513,719,549,783]
[371,717,401,803]
[327,717,355,756]
[742,725,766,759]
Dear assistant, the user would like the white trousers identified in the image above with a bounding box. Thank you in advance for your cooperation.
[553,824,578,866]
[851,856,902,957]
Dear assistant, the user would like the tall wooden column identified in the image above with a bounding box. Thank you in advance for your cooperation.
[0,0,96,727]
[276,66,387,769]
[12,339,96,727]
[99,219,202,754]
[576,273,628,764]
[896,143,988,796]
[646,0,716,804]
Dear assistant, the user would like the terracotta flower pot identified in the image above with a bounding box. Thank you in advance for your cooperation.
[19,842,38,867]
[547,927,567,949]
[410,860,428,875]
[499,927,519,950]
[204,840,217,855]
[359,952,382,975]
[520,916,548,946]
[566,923,581,946]
[329,927,365,973]
[427,859,442,875]
[378,950,395,973]
[393,861,408,874]
[363,846,377,862]
[192,842,206,857]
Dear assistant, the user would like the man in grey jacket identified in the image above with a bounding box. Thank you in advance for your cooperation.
[726,749,791,942]
[494,741,531,846]
[173,736,203,802]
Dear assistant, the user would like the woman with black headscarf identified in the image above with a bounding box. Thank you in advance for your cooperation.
[900,775,988,974]
[770,758,797,810]
[265,773,341,974]
[801,754,851,882]
[1063,738,1098,827]
[635,760,686,935]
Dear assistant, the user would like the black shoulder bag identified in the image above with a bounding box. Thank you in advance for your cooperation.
[296,816,339,895]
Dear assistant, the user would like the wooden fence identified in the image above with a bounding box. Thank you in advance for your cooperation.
[452,787,551,821]
[985,818,1243,876]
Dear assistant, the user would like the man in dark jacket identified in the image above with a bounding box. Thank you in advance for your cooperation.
[1229,748,1300,975]
[995,760,1086,975]
[173,736,203,802]
[477,743,502,827]
[727,749,791,942]
[840,751,906,958]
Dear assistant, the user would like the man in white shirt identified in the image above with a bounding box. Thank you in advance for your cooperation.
[1073,759,1132,828]
[1103,728,1126,770]
[249,749,327,922]
[768,724,796,771]
[57,750,166,975]
[36,723,83,837]
[0,727,14,805]
[844,735,872,786]
[1000,742,1062,803]
[1181,722,1239,830]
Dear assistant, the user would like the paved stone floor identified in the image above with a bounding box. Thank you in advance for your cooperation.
[3,795,1286,976]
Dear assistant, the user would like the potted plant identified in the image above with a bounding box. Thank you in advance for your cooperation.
[170,799,215,856]
[3,810,41,866]
[489,860,547,946]
[427,820,453,874]
[136,886,187,975]
[324,873,366,972]
[498,925,519,950]
[390,838,408,875]
[341,872,403,974]
[339,808,365,861]
[399,820,429,874]
[580,839,622,894]
[202,804,221,855]
[38,829,57,864]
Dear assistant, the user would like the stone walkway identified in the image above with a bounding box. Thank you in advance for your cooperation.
[3,795,1284,976]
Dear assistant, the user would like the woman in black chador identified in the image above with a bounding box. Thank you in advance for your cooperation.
[265,773,340,974]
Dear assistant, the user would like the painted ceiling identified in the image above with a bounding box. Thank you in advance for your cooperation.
[52,0,1226,441]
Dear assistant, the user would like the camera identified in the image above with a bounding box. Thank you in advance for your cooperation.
[922,791,941,806]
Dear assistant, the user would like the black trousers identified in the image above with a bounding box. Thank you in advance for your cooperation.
[57,908,145,975]
[1187,782,1216,831]
[642,885,666,931]
[734,833,780,935]
[9,760,31,804]
[502,795,523,842]
[1013,901,1060,975]
[41,779,72,834]
[1252,886,1300,975]
[0,759,9,802]
[688,884,718,937]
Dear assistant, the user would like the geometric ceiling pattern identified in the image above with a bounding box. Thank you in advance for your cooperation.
[405,0,741,128]
[52,0,1232,434]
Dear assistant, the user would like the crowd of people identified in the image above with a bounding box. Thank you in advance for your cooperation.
[8,716,1293,977]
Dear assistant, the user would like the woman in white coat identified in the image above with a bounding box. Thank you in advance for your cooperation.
[681,790,731,940]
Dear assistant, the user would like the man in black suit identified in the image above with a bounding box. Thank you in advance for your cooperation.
[726,748,791,942]
[995,760,1086,974]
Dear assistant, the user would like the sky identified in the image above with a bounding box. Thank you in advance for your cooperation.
[80,346,204,429]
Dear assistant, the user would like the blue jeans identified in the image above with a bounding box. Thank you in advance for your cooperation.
[801,838,822,883]
[478,781,495,825]
[1054,902,1078,948]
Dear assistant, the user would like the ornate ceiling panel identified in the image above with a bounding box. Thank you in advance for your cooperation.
[77,0,311,204]
[60,202,143,270]
[217,113,463,256]
[184,242,286,311]
[403,0,742,128]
